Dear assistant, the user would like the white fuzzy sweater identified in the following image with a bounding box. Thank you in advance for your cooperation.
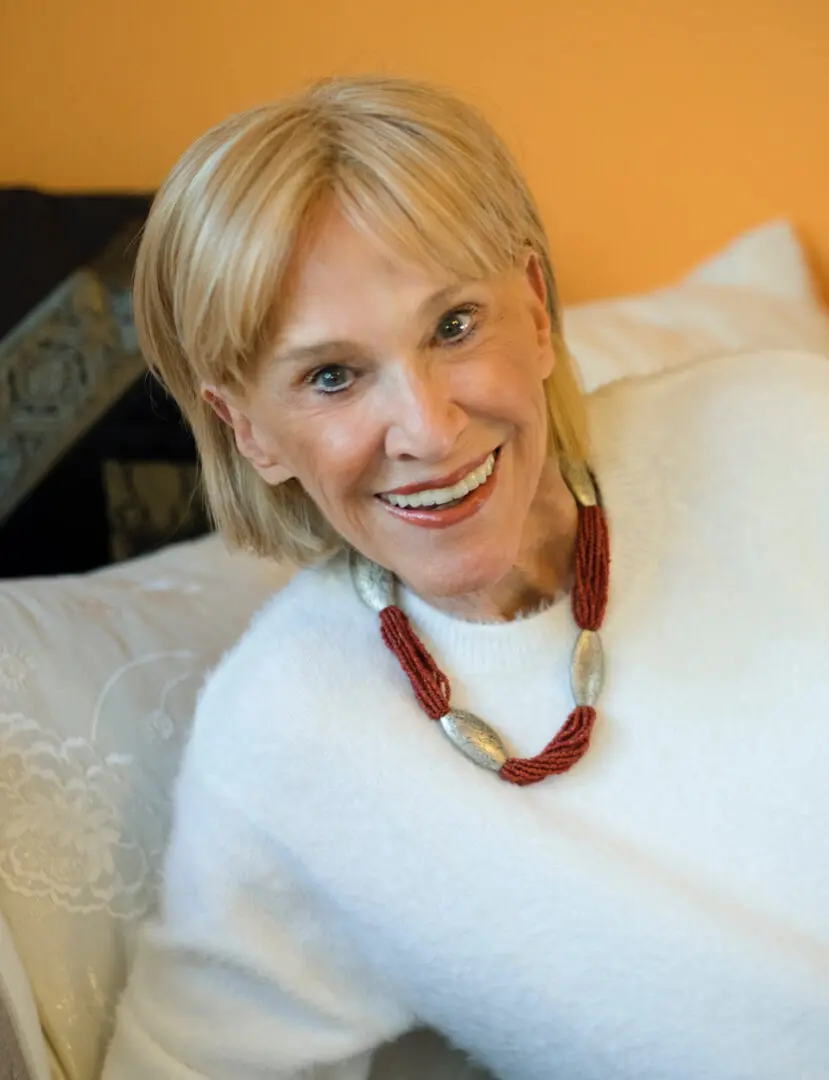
[104,352,829,1080]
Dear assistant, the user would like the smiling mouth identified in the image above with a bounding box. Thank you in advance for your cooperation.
[374,447,502,530]
[378,449,498,510]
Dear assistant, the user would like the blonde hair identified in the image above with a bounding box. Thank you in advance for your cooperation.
[134,75,588,565]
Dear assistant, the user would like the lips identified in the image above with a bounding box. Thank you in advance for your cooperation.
[376,445,502,530]
[380,449,496,497]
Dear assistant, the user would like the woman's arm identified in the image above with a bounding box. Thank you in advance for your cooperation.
[102,765,413,1080]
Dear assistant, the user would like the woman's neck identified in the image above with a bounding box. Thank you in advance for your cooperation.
[415,460,579,624]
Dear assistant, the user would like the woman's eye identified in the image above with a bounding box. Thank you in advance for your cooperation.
[308,365,354,394]
[433,305,477,345]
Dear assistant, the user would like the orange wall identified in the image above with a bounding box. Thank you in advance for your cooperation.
[1,0,827,303]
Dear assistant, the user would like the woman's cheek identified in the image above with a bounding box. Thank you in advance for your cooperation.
[319,425,376,491]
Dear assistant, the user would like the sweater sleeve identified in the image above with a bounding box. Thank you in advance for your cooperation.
[101,764,413,1080]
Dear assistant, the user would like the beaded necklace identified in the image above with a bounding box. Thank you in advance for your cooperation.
[350,460,610,786]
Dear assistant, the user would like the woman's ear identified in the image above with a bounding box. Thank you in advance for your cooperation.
[201,384,295,486]
[203,386,234,426]
[523,250,551,325]
[522,251,556,379]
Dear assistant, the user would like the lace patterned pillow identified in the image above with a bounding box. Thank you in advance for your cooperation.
[0,537,294,1080]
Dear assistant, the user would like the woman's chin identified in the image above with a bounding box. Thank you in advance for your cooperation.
[397,551,518,603]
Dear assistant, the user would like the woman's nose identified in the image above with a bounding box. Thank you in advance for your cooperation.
[383,361,467,462]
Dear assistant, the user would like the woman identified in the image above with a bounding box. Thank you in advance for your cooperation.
[103,77,829,1080]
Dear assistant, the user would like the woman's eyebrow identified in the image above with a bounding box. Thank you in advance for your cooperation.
[274,340,360,367]
[416,282,467,319]
[274,284,471,367]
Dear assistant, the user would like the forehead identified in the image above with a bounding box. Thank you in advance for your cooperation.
[277,200,458,338]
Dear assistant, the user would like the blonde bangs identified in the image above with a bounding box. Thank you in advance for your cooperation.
[333,132,522,288]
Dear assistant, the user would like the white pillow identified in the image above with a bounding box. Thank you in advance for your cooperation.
[0,537,293,1080]
[0,907,51,1080]
[565,220,829,391]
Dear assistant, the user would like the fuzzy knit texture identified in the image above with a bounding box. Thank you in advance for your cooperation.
[103,351,829,1080]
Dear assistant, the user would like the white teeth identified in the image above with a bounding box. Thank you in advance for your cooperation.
[382,452,496,509]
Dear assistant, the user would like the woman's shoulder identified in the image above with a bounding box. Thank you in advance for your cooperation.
[180,550,388,794]
[206,549,375,694]
[243,548,360,637]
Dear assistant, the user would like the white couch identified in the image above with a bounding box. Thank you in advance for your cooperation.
[1,221,827,1080]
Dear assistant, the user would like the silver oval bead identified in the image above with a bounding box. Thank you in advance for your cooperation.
[349,550,394,612]
[560,457,598,508]
[439,708,509,771]
[570,629,604,706]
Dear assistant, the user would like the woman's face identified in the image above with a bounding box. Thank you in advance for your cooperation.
[221,202,558,600]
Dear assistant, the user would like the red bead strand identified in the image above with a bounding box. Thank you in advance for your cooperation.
[379,606,451,719]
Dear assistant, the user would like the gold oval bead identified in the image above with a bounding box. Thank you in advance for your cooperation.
[570,629,604,707]
[349,549,394,612]
[439,708,510,771]
[560,458,598,508]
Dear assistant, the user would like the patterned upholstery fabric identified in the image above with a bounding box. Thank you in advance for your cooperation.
[0,228,144,525]
[0,190,208,578]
